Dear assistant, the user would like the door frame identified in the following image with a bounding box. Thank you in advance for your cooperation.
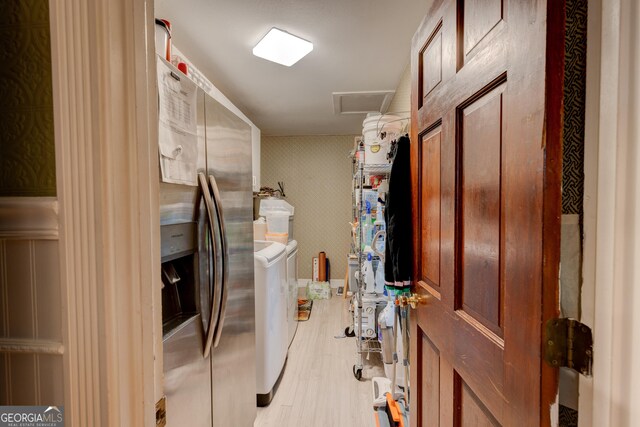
[46,0,640,424]
[580,0,640,425]
[49,0,161,425]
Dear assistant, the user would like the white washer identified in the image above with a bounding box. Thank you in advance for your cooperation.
[285,240,299,347]
[254,240,288,406]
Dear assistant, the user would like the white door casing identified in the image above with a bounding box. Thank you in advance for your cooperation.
[580,0,640,426]
[49,0,161,425]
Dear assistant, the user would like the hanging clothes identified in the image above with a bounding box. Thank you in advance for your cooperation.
[384,135,412,293]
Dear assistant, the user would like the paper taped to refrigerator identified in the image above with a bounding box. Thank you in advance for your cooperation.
[157,57,198,186]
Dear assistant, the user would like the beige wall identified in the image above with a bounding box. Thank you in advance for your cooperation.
[261,135,355,280]
[260,65,412,281]
[387,62,411,114]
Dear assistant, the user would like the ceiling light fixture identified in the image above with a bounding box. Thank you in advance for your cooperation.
[252,27,313,67]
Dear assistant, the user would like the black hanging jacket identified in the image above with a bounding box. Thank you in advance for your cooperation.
[384,135,412,292]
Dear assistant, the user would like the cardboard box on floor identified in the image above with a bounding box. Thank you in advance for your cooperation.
[307,281,331,300]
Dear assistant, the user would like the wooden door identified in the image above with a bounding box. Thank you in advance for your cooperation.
[409,1,564,425]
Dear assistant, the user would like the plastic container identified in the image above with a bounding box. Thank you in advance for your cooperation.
[373,201,386,256]
[378,310,394,364]
[355,188,378,208]
[253,218,267,240]
[266,213,289,234]
[265,232,288,245]
[260,199,294,240]
[362,114,404,142]
[365,189,379,208]
[307,281,331,300]
[372,230,385,259]
[362,201,376,249]
[259,198,294,216]
[374,261,385,294]
[154,19,171,61]
[362,114,404,164]
[363,253,375,294]
[347,256,358,293]
[376,201,384,223]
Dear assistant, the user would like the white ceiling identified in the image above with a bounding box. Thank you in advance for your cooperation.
[155,0,426,136]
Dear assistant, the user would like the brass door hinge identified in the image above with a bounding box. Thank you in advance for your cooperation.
[156,396,167,427]
[544,318,593,376]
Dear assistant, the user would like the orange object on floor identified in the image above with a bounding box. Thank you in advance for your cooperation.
[386,393,404,427]
[318,251,327,281]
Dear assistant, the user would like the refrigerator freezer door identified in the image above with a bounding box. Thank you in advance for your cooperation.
[163,314,212,427]
[205,94,256,427]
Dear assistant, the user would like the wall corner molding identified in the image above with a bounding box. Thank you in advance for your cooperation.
[0,197,58,239]
[0,338,64,355]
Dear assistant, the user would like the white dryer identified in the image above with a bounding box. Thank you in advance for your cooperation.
[254,240,288,406]
[285,240,299,347]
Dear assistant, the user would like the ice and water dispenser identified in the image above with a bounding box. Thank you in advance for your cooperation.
[161,222,199,335]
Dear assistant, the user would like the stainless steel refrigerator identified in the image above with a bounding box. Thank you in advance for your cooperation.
[159,60,256,427]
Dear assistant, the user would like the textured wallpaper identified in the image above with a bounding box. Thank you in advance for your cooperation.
[559,0,587,320]
[562,0,587,216]
[0,0,56,197]
[262,135,355,280]
[387,62,411,114]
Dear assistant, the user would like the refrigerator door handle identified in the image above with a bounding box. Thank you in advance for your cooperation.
[199,172,221,359]
[208,174,228,349]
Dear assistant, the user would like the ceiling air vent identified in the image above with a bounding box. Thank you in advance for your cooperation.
[332,90,395,115]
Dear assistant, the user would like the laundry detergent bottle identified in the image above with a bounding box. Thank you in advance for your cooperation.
[363,201,373,248]
[374,260,385,294]
[373,201,386,254]
[363,253,375,293]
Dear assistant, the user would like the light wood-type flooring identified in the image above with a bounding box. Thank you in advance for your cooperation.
[254,296,384,427]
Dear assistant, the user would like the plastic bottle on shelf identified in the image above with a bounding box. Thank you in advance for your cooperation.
[363,253,375,294]
[370,206,377,241]
[374,260,385,294]
[375,201,382,220]
[363,201,373,248]
[373,201,386,254]
[357,139,365,165]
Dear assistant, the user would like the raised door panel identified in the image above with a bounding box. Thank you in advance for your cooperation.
[459,0,505,66]
[421,25,443,101]
[456,375,501,427]
[421,129,442,288]
[419,333,441,426]
[457,83,505,337]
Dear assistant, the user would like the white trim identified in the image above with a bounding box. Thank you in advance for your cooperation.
[49,0,160,425]
[0,338,64,355]
[0,198,58,239]
[581,0,640,425]
[578,0,603,423]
